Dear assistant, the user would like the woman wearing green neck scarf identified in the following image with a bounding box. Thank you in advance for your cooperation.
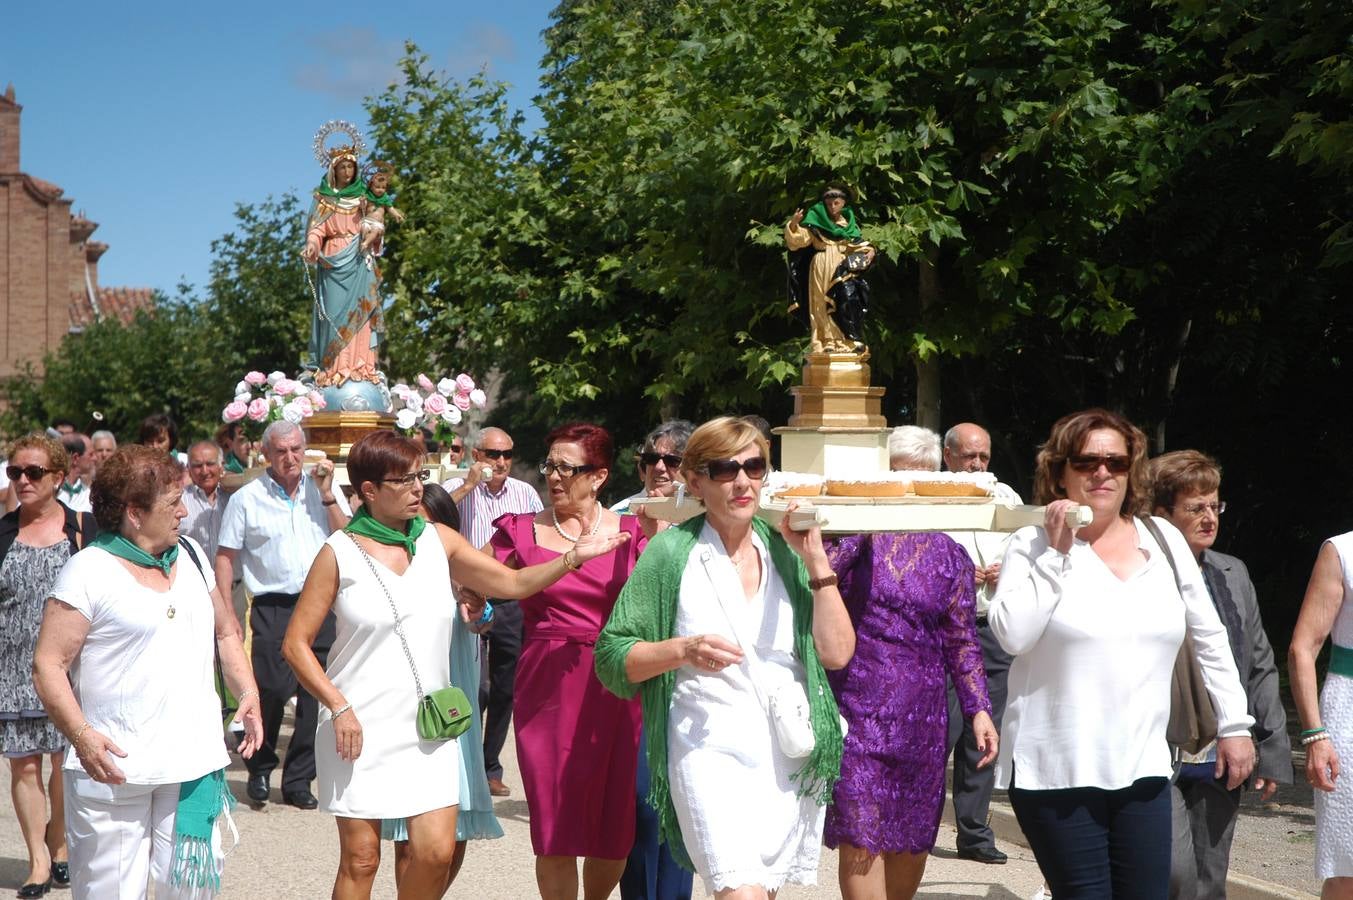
[32,445,264,899]
[784,182,876,354]
[283,431,631,900]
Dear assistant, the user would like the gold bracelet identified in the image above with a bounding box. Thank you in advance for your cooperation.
[563,549,581,571]
[72,721,91,751]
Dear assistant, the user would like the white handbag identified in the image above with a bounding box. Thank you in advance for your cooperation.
[700,547,817,759]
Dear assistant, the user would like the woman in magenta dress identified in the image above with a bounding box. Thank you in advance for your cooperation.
[824,533,998,900]
[489,422,645,899]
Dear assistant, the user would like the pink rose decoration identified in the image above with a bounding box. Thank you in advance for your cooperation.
[423,393,447,415]
[417,373,436,393]
[244,371,267,386]
[293,396,314,417]
[469,388,487,408]
[453,392,472,411]
[309,391,327,410]
[222,401,248,423]
[247,398,271,422]
[455,373,476,393]
[274,379,299,397]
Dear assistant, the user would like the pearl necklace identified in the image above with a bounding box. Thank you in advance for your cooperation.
[552,507,600,543]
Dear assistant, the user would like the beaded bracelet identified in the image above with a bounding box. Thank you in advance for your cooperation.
[331,704,353,720]
[236,689,259,703]
[1302,732,1332,746]
[71,721,92,751]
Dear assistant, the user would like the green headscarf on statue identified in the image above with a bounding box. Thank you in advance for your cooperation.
[800,201,862,240]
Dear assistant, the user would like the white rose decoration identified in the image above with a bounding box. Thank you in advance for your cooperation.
[235,380,251,395]
[235,392,253,404]
[395,408,419,430]
[267,371,286,385]
[437,377,457,397]
[404,393,424,414]
[441,407,463,426]
[469,388,487,408]
[281,401,305,424]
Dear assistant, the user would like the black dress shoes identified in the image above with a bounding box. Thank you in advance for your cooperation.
[51,861,70,886]
[283,789,319,810]
[957,845,1008,865]
[246,773,270,804]
[17,871,51,898]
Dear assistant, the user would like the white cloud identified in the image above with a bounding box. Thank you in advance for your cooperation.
[293,27,406,100]
[445,23,518,77]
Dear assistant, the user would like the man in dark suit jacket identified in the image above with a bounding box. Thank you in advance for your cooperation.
[1150,451,1292,900]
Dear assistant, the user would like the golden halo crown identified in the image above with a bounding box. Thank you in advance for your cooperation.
[312,120,367,168]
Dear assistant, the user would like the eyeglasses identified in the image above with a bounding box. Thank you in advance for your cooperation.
[449,444,464,453]
[1175,501,1227,517]
[539,460,597,478]
[639,452,683,469]
[701,457,769,482]
[5,465,58,482]
[481,449,513,461]
[1066,454,1131,474]
[380,469,431,487]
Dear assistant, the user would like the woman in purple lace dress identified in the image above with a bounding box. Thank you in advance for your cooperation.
[825,532,997,899]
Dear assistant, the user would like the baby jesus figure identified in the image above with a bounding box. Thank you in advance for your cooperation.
[359,168,406,255]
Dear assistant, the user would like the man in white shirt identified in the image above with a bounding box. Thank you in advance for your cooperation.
[444,426,542,796]
[182,440,226,559]
[214,420,349,809]
[57,433,93,513]
[943,422,1021,865]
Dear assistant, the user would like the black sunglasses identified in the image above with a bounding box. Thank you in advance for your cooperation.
[449,444,464,452]
[481,449,514,460]
[1066,454,1131,474]
[702,457,769,482]
[639,452,683,469]
[539,460,597,478]
[380,469,431,486]
[5,465,58,482]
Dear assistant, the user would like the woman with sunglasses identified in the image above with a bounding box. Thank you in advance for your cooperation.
[0,435,95,897]
[282,430,630,900]
[988,409,1254,898]
[481,422,647,899]
[596,416,855,899]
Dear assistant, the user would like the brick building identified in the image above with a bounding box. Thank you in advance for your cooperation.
[0,83,153,379]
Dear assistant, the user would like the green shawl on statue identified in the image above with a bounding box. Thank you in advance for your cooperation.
[800,200,862,240]
[593,514,843,872]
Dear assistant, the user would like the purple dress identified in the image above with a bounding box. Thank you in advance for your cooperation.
[823,532,991,855]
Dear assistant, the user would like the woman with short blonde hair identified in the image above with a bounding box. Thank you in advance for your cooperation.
[597,416,855,899]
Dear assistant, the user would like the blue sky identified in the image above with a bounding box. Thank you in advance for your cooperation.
[7,1,553,295]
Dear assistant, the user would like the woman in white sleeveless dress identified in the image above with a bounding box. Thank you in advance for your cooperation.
[1291,530,1353,895]
[284,432,631,900]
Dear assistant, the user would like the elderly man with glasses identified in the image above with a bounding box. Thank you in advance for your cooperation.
[213,420,350,810]
[443,427,543,797]
[1149,449,1290,900]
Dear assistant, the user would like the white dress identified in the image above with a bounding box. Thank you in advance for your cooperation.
[667,523,824,894]
[1316,531,1353,877]
[315,529,460,819]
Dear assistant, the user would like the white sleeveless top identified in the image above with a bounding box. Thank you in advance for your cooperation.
[314,527,460,819]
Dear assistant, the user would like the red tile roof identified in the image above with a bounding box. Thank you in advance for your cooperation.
[69,286,156,330]
[98,287,155,324]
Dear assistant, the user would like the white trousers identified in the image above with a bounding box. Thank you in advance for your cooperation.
[63,772,222,900]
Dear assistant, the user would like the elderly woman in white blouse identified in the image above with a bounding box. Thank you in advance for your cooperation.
[988,409,1253,899]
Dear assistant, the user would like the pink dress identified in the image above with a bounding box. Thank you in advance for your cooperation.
[490,512,645,858]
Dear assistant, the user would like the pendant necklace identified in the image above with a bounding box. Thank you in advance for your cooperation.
[552,507,600,543]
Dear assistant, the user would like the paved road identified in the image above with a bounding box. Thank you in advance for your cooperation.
[0,726,1052,898]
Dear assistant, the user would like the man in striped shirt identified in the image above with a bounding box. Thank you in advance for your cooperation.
[444,426,542,796]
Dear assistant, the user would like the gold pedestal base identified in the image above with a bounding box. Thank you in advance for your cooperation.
[788,352,886,428]
[305,411,395,460]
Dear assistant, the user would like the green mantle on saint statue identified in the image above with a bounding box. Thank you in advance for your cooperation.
[315,177,369,201]
[800,201,862,240]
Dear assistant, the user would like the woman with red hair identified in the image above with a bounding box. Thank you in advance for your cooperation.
[487,422,647,899]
